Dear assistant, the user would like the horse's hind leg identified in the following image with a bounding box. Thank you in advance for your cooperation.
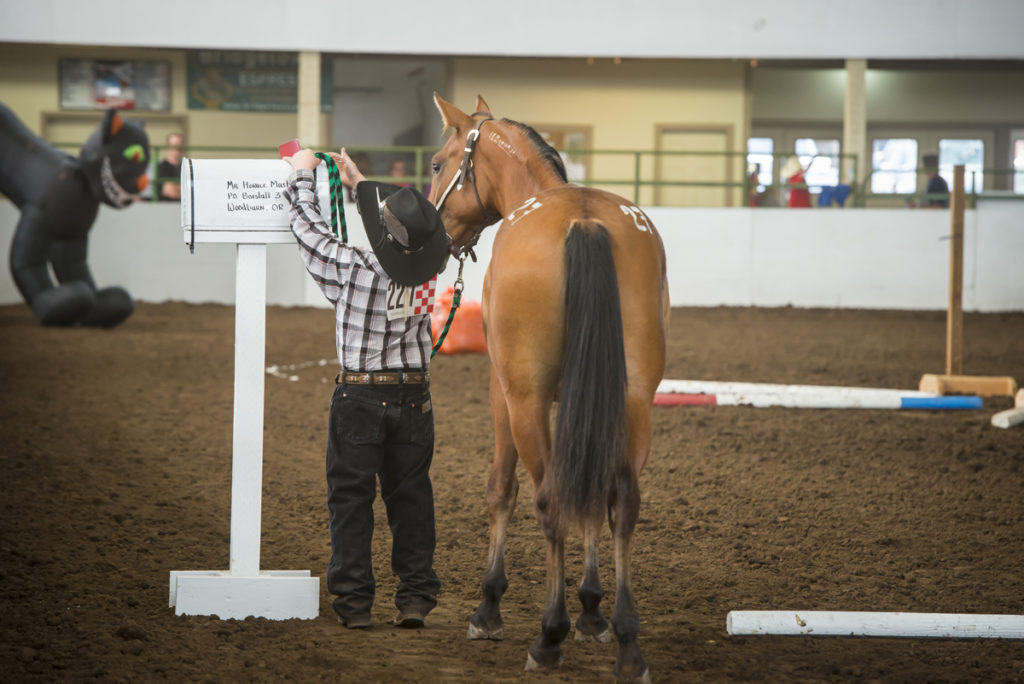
[610,474,650,683]
[609,403,652,683]
[574,520,611,642]
[468,367,520,640]
[505,393,569,671]
[525,528,570,671]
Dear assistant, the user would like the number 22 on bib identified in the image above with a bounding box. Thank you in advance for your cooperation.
[386,277,437,321]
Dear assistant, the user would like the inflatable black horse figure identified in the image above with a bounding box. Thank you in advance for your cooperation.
[1,103,150,326]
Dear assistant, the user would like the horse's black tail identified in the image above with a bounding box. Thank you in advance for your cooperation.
[554,220,628,529]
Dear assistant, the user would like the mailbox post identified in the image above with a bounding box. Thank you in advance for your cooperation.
[169,159,328,620]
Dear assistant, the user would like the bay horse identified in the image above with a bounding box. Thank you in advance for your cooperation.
[429,94,668,683]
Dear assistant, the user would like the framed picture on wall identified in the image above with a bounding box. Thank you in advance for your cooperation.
[59,59,171,111]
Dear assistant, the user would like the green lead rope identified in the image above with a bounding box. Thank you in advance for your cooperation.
[314,152,348,242]
[309,151,459,359]
[431,254,466,358]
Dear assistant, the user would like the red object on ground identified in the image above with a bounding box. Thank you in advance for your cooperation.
[431,287,488,355]
[653,393,718,406]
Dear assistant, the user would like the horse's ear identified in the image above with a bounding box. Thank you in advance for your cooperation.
[475,95,491,115]
[433,91,472,131]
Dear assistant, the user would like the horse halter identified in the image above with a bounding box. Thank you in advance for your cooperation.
[433,112,502,260]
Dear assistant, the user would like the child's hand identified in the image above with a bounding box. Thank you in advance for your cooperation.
[328,147,367,188]
[284,148,319,171]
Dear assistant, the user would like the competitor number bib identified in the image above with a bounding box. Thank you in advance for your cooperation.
[386,277,436,321]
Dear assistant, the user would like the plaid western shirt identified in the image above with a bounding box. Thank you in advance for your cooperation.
[284,169,432,371]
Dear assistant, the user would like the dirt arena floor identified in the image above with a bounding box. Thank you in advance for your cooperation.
[1,301,1022,683]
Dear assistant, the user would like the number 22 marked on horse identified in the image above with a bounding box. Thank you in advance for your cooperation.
[620,204,654,234]
[507,196,542,225]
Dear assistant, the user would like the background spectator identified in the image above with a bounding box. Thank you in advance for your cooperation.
[782,155,816,208]
[388,158,411,187]
[921,153,949,208]
[157,132,184,201]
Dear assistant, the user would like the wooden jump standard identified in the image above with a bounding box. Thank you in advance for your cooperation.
[918,164,1017,399]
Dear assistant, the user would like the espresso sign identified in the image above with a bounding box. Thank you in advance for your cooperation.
[181,158,334,244]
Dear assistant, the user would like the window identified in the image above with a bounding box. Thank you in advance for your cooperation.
[939,139,984,193]
[795,138,840,188]
[871,138,918,193]
[535,125,592,183]
[1014,139,1024,194]
[746,137,773,186]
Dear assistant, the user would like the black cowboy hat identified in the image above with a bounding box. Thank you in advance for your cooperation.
[354,181,448,286]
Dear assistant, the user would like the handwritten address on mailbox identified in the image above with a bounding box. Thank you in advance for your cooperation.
[225,178,288,214]
[181,158,332,231]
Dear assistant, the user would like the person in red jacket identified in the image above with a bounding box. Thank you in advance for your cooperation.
[782,155,817,208]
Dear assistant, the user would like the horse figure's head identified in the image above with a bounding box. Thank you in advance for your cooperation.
[428,93,567,256]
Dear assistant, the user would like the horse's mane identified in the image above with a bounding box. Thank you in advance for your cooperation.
[502,118,568,183]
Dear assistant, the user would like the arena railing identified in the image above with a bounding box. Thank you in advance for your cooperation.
[51,142,1022,209]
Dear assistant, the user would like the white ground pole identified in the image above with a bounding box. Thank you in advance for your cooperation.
[992,408,1024,429]
[657,380,935,398]
[170,159,320,620]
[655,379,965,409]
[726,611,1024,639]
[991,388,1024,429]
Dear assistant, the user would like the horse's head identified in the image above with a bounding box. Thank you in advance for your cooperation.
[428,93,501,256]
[429,94,570,258]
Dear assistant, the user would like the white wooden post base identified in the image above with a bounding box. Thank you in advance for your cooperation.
[168,236,319,620]
[169,570,319,620]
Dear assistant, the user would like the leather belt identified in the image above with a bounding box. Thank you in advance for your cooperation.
[336,370,429,385]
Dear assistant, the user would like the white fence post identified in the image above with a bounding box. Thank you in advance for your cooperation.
[230,242,266,578]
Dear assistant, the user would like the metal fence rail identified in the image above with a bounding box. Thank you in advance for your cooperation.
[51,141,1022,208]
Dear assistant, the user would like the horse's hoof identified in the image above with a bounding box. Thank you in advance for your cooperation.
[615,644,650,683]
[616,667,651,684]
[524,651,563,671]
[574,628,612,643]
[467,621,503,640]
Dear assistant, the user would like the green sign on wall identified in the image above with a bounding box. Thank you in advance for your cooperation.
[187,50,332,113]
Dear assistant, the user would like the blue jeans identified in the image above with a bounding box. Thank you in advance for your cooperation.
[325,381,440,621]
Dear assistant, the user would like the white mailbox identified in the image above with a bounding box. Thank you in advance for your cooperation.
[171,158,326,621]
[180,158,335,246]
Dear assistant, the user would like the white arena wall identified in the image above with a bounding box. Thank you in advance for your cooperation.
[1,200,1021,312]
